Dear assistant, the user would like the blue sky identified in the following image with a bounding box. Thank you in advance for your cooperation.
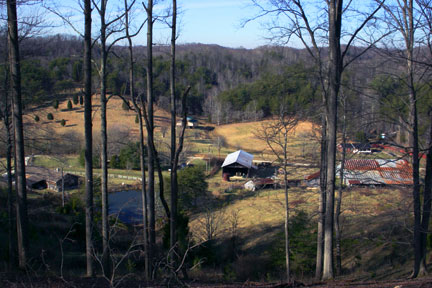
[40,0,268,49]
[173,0,266,48]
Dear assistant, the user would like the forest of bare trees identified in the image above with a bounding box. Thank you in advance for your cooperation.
[2,0,432,287]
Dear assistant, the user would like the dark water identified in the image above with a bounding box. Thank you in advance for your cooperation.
[108,190,143,224]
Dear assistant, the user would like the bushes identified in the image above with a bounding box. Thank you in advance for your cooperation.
[110,142,142,170]
[165,166,208,209]
[67,100,73,110]
[47,113,54,120]
[61,119,66,126]
[34,115,40,122]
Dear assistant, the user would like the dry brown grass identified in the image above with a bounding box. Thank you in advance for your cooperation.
[189,177,413,278]
[213,120,319,161]
[26,95,171,137]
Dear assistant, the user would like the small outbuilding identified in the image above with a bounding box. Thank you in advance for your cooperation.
[221,150,257,180]
[337,143,372,154]
[176,116,198,128]
[25,166,80,191]
[304,171,320,187]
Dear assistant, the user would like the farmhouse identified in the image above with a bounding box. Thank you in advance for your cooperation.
[222,150,257,180]
[25,166,80,191]
[340,159,413,186]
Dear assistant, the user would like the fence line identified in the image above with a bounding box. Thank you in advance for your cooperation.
[65,170,142,181]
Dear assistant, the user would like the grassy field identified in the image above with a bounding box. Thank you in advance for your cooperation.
[26,96,171,138]
[213,120,320,162]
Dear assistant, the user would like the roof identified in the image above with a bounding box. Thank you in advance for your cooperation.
[187,117,197,122]
[339,143,371,150]
[340,159,413,185]
[222,150,254,168]
[305,171,320,181]
[26,166,78,183]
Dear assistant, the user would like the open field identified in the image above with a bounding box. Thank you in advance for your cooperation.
[213,120,320,161]
[25,96,171,138]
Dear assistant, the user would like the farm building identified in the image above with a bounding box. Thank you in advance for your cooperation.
[337,143,372,154]
[304,171,320,187]
[339,159,413,186]
[222,150,257,180]
[176,116,198,128]
[25,166,80,191]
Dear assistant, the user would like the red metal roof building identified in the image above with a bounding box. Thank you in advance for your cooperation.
[341,159,413,186]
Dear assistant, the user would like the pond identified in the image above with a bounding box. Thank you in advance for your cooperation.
[108,190,143,224]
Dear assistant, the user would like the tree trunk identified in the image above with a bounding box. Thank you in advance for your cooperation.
[323,0,342,280]
[145,0,155,276]
[124,0,150,278]
[283,145,291,283]
[316,105,327,280]
[99,0,111,278]
[7,0,28,270]
[83,0,94,277]
[401,0,422,278]
[3,66,16,269]
[335,95,347,276]
[170,0,178,262]
[420,110,432,275]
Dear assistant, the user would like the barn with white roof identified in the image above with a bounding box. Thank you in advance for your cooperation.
[221,150,257,180]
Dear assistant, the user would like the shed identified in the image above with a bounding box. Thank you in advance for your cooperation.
[222,150,257,179]
[25,166,80,191]
[176,116,198,128]
[304,171,320,187]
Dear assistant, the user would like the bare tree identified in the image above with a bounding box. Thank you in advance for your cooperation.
[143,0,156,276]
[248,0,385,279]
[83,0,94,276]
[0,46,15,269]
[255,103,300,282]
[379,0,429,278]
[92,0,131,277]
[122,0,150,278]
[7,0,28,270]
[166,0,192,266]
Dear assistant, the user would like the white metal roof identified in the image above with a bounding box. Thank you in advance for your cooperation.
[221,150,254,168]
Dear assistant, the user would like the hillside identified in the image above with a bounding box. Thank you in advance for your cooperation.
[25,96,171,140]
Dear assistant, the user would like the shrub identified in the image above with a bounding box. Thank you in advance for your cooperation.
[34,115,40,122]
[67,100,73,110]
[135,114,139,124]
[110,142,143,170]
[61,119,66,126]
[79,95,83,105]
[53,99,59,110]
[165,166,208,209]
[47,113,54,120]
